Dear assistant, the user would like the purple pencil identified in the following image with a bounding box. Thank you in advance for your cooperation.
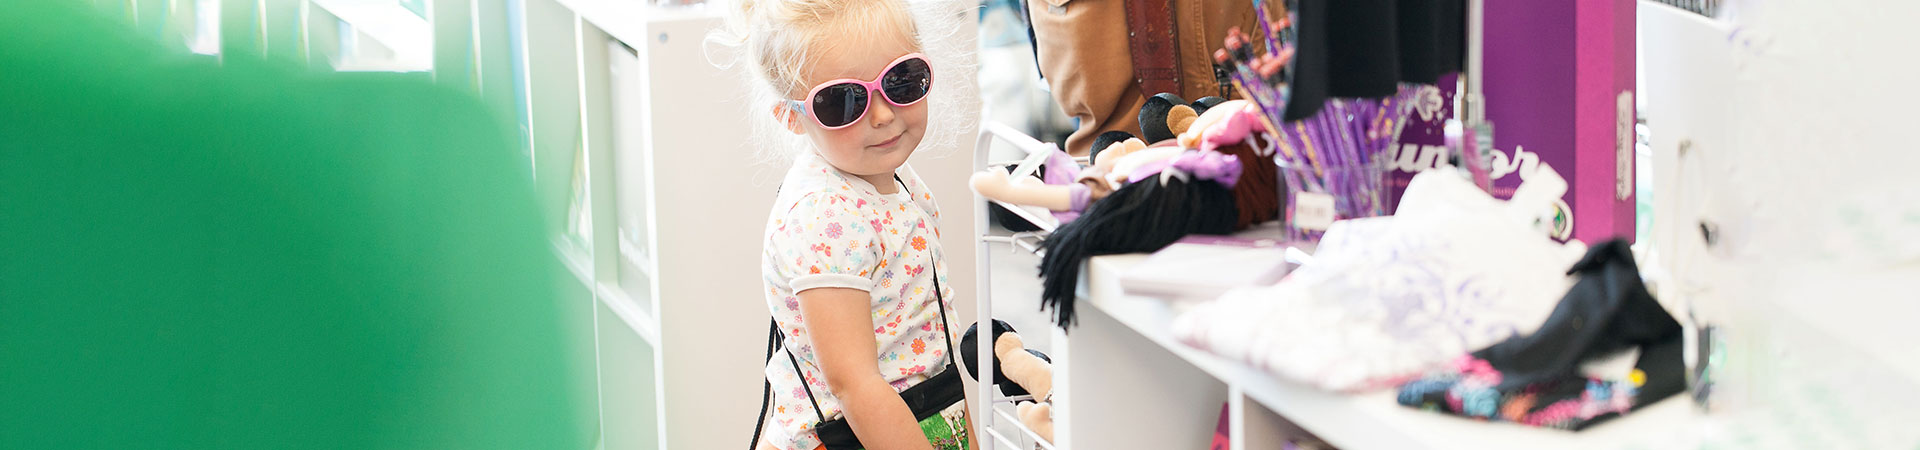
[1252,0,1283,61]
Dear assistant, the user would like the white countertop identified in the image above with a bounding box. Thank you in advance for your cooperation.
[1081,252,1702,450]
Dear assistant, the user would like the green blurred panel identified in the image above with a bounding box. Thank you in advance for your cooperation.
[135,0,170,40]
[596,300,661,450]
[1,3,591,448]
[260,0,304,63]
[98,0,130,21]
[221,0,263,56]
[433,0,476,88]
[560,272,608,444]
[306,3,344,67]
[475,0,517,118]
[163,0,199,51]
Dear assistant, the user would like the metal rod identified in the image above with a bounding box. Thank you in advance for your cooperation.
[973,119,997,450]
[993,407,1057,450]
[1464,0,1486,123]
[982,427,1023,449]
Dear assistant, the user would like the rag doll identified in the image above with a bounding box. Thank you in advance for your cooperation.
[969,98,1268,227]
[1036,101,1283,328]
[970,90,1226,225]
[971,95,1284,328]
[969,135,1155,224]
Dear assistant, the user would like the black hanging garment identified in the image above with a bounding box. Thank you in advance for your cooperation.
[1284,0,1466,121]
[1395,240,1686,430]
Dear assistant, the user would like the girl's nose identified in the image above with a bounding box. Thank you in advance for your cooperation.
[866,88,895,128]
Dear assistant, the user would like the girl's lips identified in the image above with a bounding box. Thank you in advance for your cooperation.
[872,132,903,149]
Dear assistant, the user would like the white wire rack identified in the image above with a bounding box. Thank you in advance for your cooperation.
[972,121,1077,450]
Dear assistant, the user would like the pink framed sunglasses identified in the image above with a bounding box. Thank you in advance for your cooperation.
[783,53,933,129]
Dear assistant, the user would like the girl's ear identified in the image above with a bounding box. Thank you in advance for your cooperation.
[770,103,806,135]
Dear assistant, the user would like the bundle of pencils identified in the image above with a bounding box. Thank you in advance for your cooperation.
[1214,4,1420,228]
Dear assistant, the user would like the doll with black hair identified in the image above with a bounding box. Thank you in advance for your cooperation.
[971,99,1284,328]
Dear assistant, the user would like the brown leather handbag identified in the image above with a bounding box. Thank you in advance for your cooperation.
[1027,0,1263,155]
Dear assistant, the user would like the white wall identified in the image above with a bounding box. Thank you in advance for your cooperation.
[1641,1,1920,444]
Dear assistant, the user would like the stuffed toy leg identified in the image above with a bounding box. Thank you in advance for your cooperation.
[972,92,1229,225]
[998,331,1056,442]
[969,136,1154,223]
[1016,401,1055,443]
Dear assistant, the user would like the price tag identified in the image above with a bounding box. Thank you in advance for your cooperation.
[1293,192,1336,231]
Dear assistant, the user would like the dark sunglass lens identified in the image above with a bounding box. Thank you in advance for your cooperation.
[812,83,868,127]
[881,58,932,105]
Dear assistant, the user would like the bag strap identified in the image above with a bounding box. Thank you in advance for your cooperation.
[750,320,782,450]
[900,175,964,378]
[778,174,959,425]
[784,326,831,423]
[1124,0,1185,96]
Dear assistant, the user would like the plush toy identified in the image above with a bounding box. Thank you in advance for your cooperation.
[1178,99,1261,151]
[970,96,1284,328]
[993,330,1053,403]
[982,165,1055,233]
[1139,93,1194,144]
[1088,130,1143,167]
[1179,100,1284,229]
[1038,100,1288,327]
[1191,96,1231,116]
[968,134,1158,224]
[959,320,1057,442]
[999,331,1055,442]
[1015,400,1054,443]
[1037,151,1241,327]
[972,93,1248,225]
[961,320,1048,396]
[1139,93,1234,144]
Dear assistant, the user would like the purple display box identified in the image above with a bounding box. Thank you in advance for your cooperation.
[1385,1,1637,244]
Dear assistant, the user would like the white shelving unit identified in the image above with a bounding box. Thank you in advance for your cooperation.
[526,1,983,448]
[523,4,755,449]
[970,122,1073,450]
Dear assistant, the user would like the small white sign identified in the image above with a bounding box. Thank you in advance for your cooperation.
[1617,90,1635,200]
[1294,192,1337,231]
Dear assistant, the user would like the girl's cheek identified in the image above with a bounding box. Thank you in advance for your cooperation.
[825,128,865,151]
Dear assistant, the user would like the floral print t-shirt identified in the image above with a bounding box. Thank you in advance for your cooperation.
[759,151,956,450]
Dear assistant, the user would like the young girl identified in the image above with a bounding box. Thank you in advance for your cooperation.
[716,0,972,449]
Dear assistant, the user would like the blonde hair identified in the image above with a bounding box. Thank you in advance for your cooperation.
[707,0,977,163]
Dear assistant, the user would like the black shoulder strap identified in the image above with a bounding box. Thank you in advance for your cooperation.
[785,326,830,422]
[749,320,781,449]
[894,175,962,373]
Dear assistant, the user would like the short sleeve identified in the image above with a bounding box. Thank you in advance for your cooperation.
[773,192,883,293]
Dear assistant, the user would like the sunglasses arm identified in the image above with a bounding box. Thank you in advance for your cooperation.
[772,101,808,134]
